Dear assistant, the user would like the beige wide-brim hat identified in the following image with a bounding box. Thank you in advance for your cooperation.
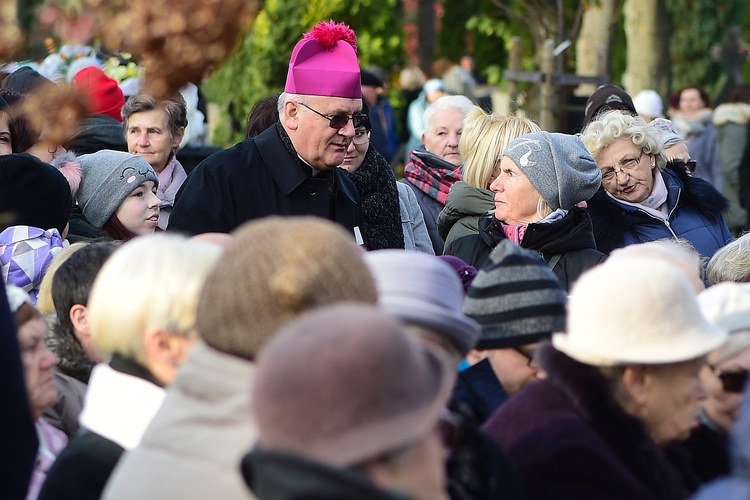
[553,258,728,367]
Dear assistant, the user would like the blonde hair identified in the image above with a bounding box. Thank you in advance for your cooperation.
[36,242,89,315]
[87,234,222,363]
[460,108,541,189]
[580,112,666,170]
[707,232,750,285]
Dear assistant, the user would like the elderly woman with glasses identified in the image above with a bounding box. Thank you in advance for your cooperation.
[581,112,732,260]
[665,283,750,488]
[340,100,433,253]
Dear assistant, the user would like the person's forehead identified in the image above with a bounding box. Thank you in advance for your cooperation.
[430,108,464,128]
[308,96,362,114]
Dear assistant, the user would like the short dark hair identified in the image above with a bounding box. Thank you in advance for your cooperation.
[246,94,279,139]
[52,242,119,342]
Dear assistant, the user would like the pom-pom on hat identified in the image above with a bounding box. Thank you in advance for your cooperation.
[285,21,362,99]
[0,153,73,234]
[502,131,602,211]
[76,150,158,228]
[72,67,126,122]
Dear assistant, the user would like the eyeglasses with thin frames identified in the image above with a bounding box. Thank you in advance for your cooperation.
[296,101,367,130]
[513,346,535,367]
[600,150,645,183]
[352,129,371,145]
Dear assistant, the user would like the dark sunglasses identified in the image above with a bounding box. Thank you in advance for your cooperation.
[709,364,749,393]
[296,101,367,130]
[672,159,697,173]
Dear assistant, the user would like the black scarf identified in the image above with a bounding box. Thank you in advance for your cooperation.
[345,147,404,250]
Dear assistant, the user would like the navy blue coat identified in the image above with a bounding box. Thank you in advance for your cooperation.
[587,164,733,259]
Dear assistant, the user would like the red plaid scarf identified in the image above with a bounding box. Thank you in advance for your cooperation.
[403,148,462,205]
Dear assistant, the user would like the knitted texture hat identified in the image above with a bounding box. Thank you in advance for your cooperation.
[633,90,664,119]
[583,85,636,126]
[651,118,684,144]
[0,153,73,234]
[553,258,728,366]
[364,250,481,356]
[437,254,478,293]
[285,21,361,98]
[502,131,602,210]
[196,217,378,360]
[1,67,51,94]
[252,304,456,467]
[698,282,750,334]
[72,67,126,122]
[464,240,567,349]
[76,150,158,228]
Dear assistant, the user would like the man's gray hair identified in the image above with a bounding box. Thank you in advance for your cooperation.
[277,92,308,119]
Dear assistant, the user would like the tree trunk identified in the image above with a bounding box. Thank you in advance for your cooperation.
[417,0,436,74]
[622,0,671,99]
[574,0,616,97]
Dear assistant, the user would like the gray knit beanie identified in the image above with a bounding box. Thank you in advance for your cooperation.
[464,240,567,349]
[76,150,158,228]
[502,131,601,211]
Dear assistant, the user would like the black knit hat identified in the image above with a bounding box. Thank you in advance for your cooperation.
[582,84,636,127]
[2,67,51,94]
[0,153,73,234]
[463,240,567,349]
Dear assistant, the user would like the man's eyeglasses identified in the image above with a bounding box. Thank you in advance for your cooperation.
[600,150,644,182]
[709,364,749,393]
[296,101,367,130]
[671,159,697,174]
[352,129,371,145]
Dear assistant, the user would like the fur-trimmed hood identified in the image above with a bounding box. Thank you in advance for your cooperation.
[45,313,94,384]
[537,343,690,499]
[713,102,750,127]
[586,162,729,256]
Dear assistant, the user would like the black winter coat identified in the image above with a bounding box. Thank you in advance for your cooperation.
[168,124,362,236]
[444,207,606,292]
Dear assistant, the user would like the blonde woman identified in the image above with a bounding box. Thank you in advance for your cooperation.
[437,108,541,248]
[39,234,223,500]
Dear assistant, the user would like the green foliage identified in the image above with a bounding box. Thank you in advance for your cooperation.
[203,0,404,146]
[666,0,744,99]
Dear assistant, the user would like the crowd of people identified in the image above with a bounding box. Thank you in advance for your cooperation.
[4,18,750,500]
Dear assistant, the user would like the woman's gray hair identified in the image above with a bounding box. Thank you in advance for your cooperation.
[707,233,750,285]
[121,92,188,140]
[423,95,474,135]
[580,112,667,170]
[277,92,304,117]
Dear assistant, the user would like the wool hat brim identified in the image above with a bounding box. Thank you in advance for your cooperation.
[552,325,727,367]
[379,295,480,356]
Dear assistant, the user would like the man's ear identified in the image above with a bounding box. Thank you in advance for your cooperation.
[284,101,300,131]
[69,304,89,342]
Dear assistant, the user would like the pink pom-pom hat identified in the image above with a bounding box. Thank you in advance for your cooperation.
[285,20,362,99]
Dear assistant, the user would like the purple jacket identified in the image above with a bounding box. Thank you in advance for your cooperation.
[483,344,689,500]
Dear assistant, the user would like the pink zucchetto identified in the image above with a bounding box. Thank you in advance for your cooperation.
[284,20,362,99]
